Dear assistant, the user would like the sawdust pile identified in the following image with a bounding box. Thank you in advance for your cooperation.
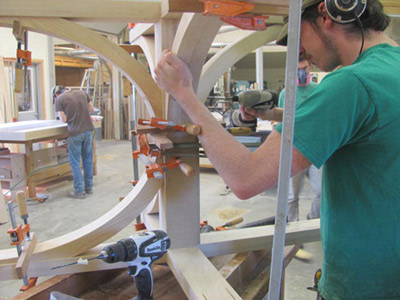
[98,154,117,161]
[214,207,247,221]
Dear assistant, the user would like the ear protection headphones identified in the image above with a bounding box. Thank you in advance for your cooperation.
[325,0,367,23]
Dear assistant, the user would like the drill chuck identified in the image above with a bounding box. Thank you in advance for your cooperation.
[101,238,138,263]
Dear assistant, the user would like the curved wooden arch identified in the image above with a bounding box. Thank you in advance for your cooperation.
[172,13,223,92]
[132,36,156,77]
[197,25,283,100]
[0,17,163,118]
[0,173,163,268]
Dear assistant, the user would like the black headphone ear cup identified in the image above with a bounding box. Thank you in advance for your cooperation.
[325,0,367,23]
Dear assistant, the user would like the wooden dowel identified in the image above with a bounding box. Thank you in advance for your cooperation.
[16,191,28,217]
[185,124,201,136]
[179,162,195,177]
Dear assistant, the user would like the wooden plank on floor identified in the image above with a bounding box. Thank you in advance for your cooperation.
[240,245,299,300]
[220,249,272,294]
[167,247,241,300]
[200,219,320,257]
[80,265,187,300]
[10,269,125,300]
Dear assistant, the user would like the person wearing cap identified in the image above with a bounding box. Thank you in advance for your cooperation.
[54,87,95,199]
[155,0,400,298]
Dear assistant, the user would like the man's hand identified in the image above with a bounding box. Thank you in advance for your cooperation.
[240,106,283,123]
[154,50,195,101]
[239,106,257,121]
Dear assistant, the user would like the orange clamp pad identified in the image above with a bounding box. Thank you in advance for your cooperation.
[19,277,38,292]
[145,157,182,178]
[16,49,32,66]
[200,0,254,17]
[7,224,30,246]
[221,15,267,31]
[216,226,229,231]
[132,134,160,159]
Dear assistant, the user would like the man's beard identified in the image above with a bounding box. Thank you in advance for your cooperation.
[314,24,342,72]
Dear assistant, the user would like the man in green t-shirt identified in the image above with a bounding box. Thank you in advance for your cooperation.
[154,0,400,298]
[277,57,322,222]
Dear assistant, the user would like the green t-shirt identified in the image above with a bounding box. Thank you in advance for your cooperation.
[277,44,400,299]
[278,81,318,108]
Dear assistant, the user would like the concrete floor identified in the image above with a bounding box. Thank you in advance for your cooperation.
[0,140,322,300]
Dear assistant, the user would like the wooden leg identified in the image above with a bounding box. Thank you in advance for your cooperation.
[24,141,36,198]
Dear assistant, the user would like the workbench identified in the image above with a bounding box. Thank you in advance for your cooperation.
[0,120,97,200]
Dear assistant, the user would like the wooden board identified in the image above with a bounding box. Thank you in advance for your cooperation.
[0,120,67,142]
[382,0,400,15]
[199,219,320,257]
[0,0,161,22]
[15,233,37,279]
[167,247,242,300]
[54,55,94,68]
[10,269,126,300]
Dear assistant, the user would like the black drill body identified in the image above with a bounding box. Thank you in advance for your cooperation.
[100,230,170,300]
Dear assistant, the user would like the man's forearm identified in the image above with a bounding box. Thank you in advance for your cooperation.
[175,92,281,199]
[58,111,67,123]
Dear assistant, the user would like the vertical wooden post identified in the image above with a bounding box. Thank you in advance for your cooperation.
[25,141,35,198]
[156,13,222,248]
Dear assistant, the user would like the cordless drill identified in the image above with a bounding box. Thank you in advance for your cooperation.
[228,90,279,130]
[233,89,278,110]
[100,230,171,300]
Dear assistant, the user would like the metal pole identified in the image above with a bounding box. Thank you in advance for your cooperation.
[266,0,302,299]
[130,53,140,223]
[256,47,264,90]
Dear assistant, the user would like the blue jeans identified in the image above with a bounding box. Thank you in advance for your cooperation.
[68,131,93,194]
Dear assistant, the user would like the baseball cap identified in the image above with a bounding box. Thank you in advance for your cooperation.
[276,0,323,46]
[52,85,65,97]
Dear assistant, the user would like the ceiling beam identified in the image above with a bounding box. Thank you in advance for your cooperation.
[0,0,161,22]
[1,0,397,21]
[163,0,399,18]
[162,0,290,17]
